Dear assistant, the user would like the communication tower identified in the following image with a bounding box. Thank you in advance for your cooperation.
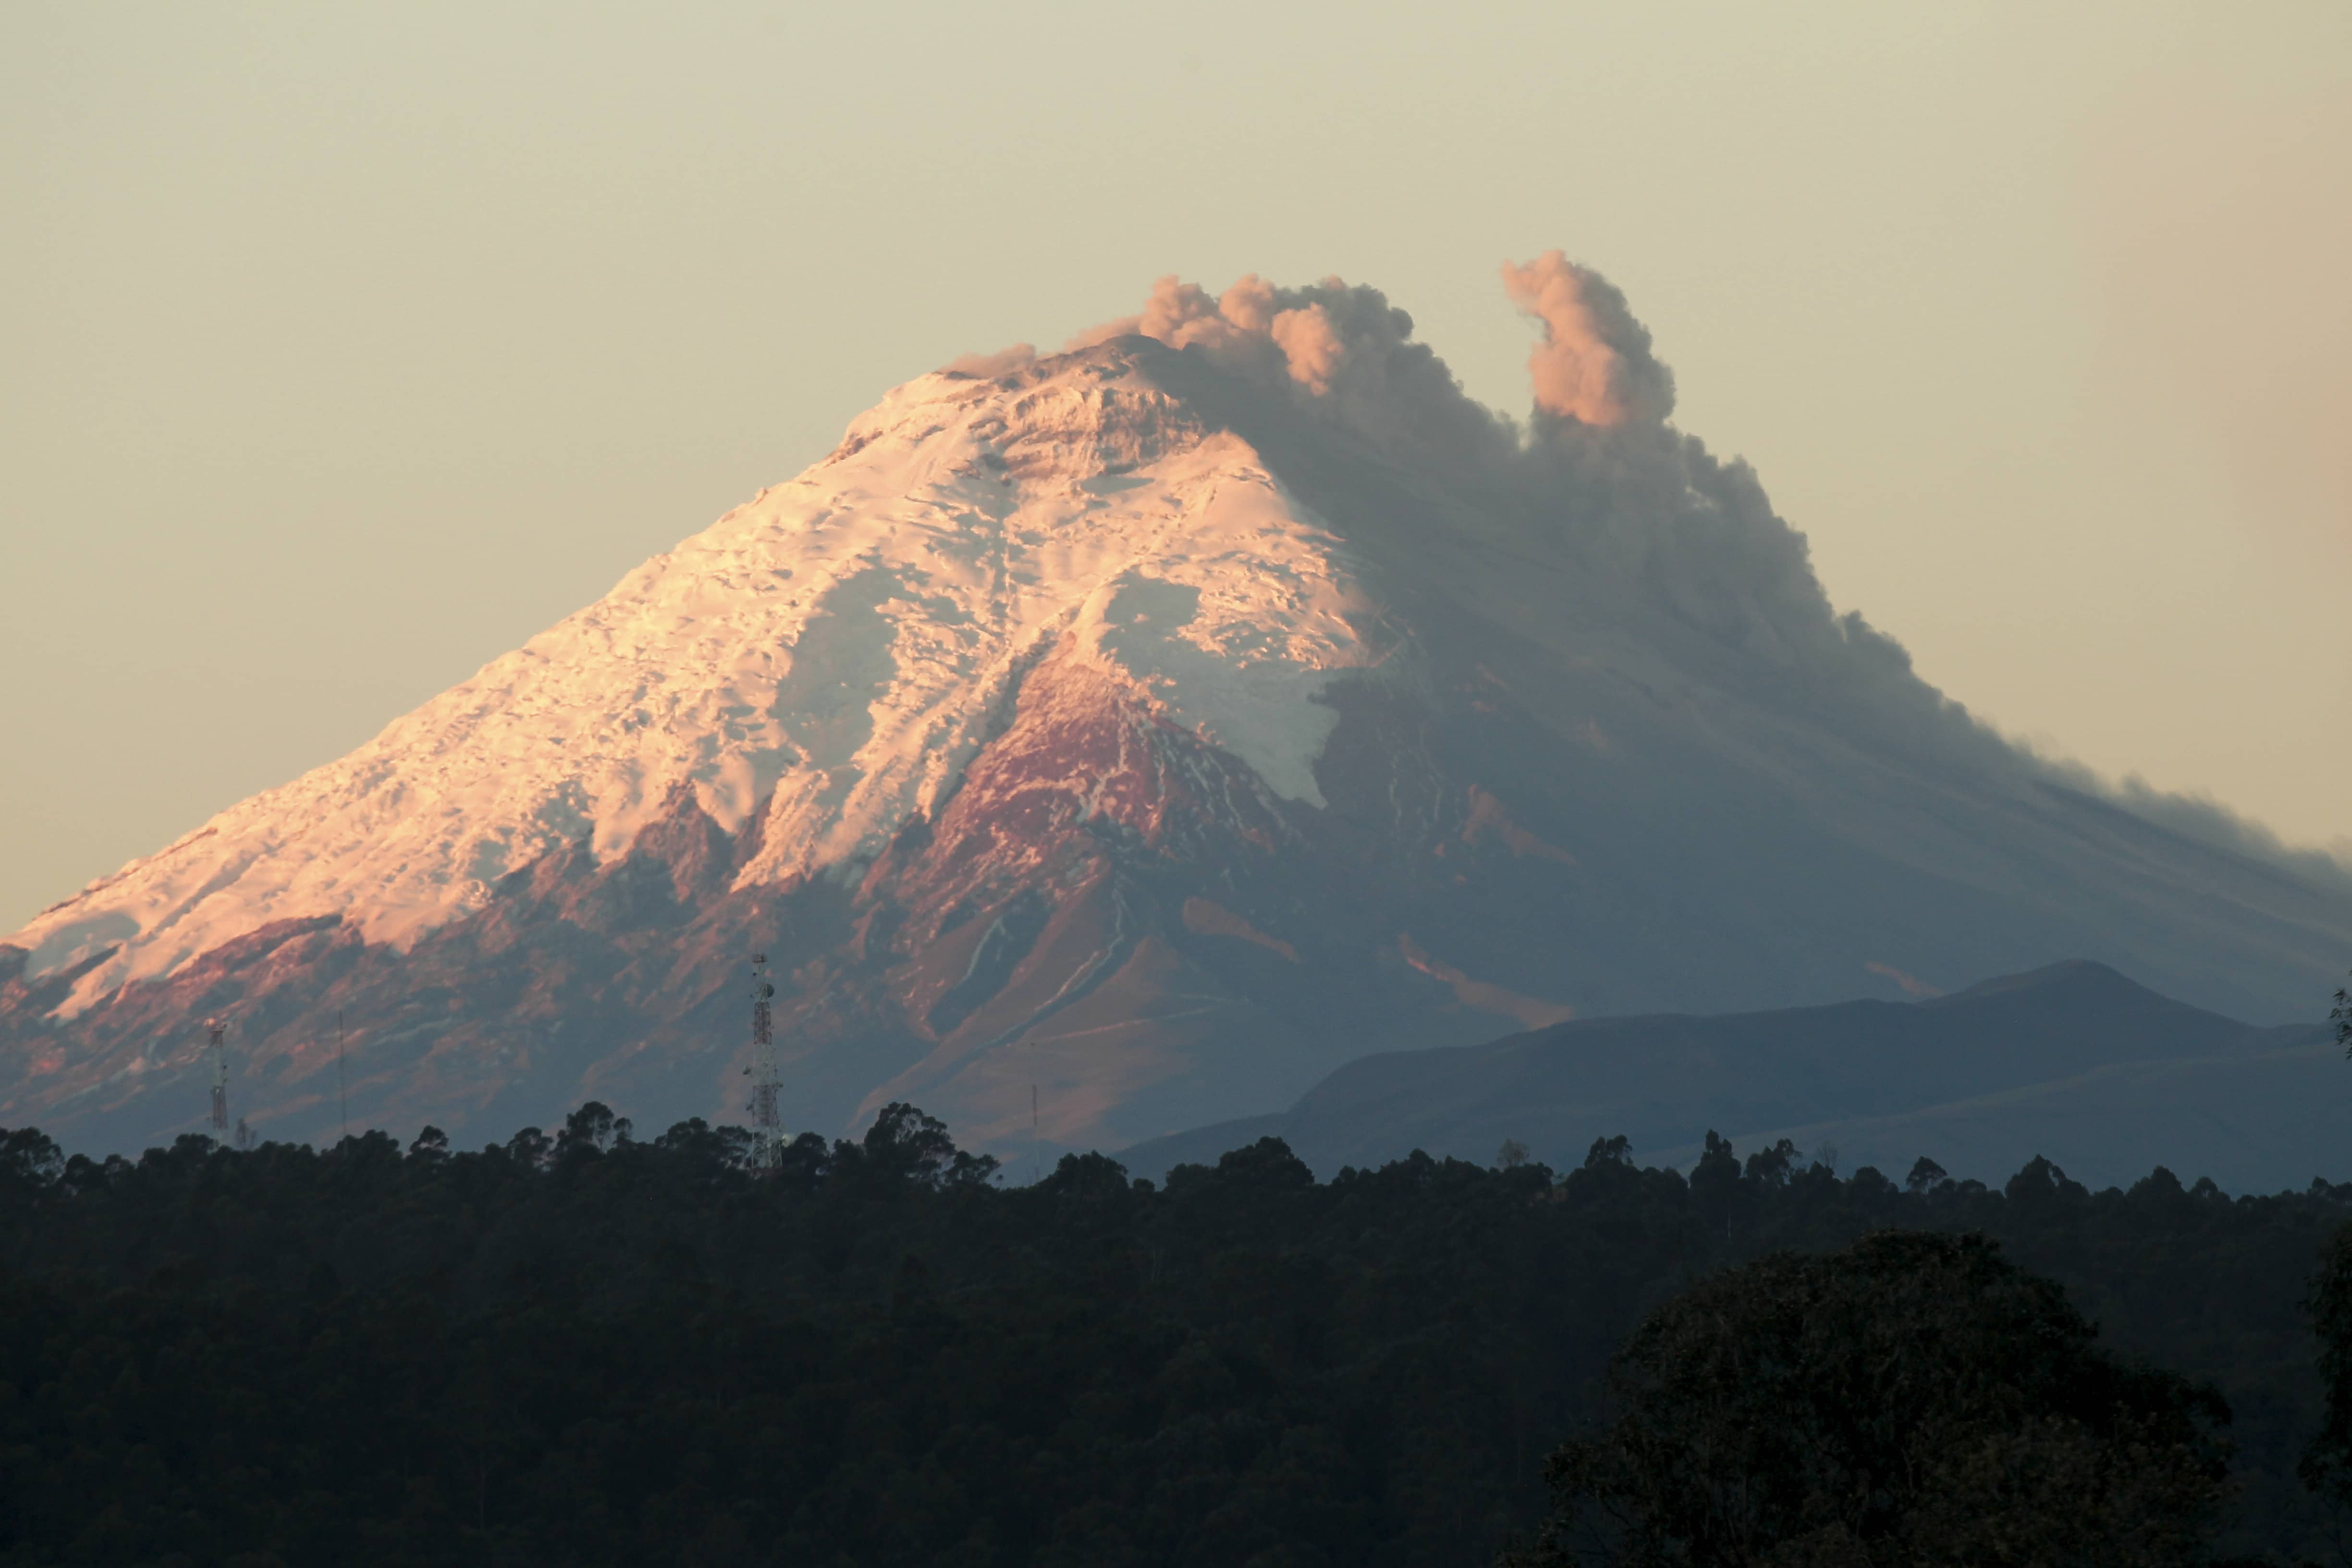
[747,953,782,1170]
[207,1019,231,1144]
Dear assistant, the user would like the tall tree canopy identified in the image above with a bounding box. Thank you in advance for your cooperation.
[1508,1230,2234,1568]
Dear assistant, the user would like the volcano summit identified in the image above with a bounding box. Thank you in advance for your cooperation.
[7,260,2348,1156]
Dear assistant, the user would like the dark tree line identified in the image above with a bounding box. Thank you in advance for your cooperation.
[1,1107,2351,1566]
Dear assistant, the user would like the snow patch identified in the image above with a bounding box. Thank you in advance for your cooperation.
[9,354,1391,1010]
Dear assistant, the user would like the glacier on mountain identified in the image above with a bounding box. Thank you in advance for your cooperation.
[16,364,1387,1014]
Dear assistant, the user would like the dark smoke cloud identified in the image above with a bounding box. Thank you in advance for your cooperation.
[943,260,2340,880]
[988,262,1974,750]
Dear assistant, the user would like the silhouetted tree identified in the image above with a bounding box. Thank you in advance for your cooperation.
[2303,1220,2352,1516]
[1689,1129,1742,1238]
[1506,1230,2232,1568]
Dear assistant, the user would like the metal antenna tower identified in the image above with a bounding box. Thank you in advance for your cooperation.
[206,1019,231,1144]
[747,953,782,1170]
[337,1009,348,1143]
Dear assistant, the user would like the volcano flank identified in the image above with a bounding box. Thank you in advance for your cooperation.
[7,263,2349,1156]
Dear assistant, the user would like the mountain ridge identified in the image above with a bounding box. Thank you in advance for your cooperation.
[1116,960,2342,1192]
[5,266,2348,1157]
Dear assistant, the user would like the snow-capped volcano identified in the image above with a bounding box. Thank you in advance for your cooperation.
[15,360,1386,1010]
[7,260,2349,1156]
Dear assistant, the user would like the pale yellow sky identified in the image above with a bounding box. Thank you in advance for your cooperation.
[3,0,2345,929]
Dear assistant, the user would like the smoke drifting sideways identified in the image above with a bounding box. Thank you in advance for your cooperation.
[939,260,2343,887]
[1017,262,1971,753]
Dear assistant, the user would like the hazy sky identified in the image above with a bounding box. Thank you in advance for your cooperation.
[4,0,2346,931]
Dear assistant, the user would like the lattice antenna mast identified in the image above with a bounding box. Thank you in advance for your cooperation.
[748,954,782,1171]
[206,1019,231,1144]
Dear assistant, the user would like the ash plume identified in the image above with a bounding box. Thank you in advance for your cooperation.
[1022,264,1966,751]
[1500,250,1676,428]
[1009,256,2335,847]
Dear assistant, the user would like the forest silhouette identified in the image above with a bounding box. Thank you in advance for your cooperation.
[2,1104,2350,1566]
